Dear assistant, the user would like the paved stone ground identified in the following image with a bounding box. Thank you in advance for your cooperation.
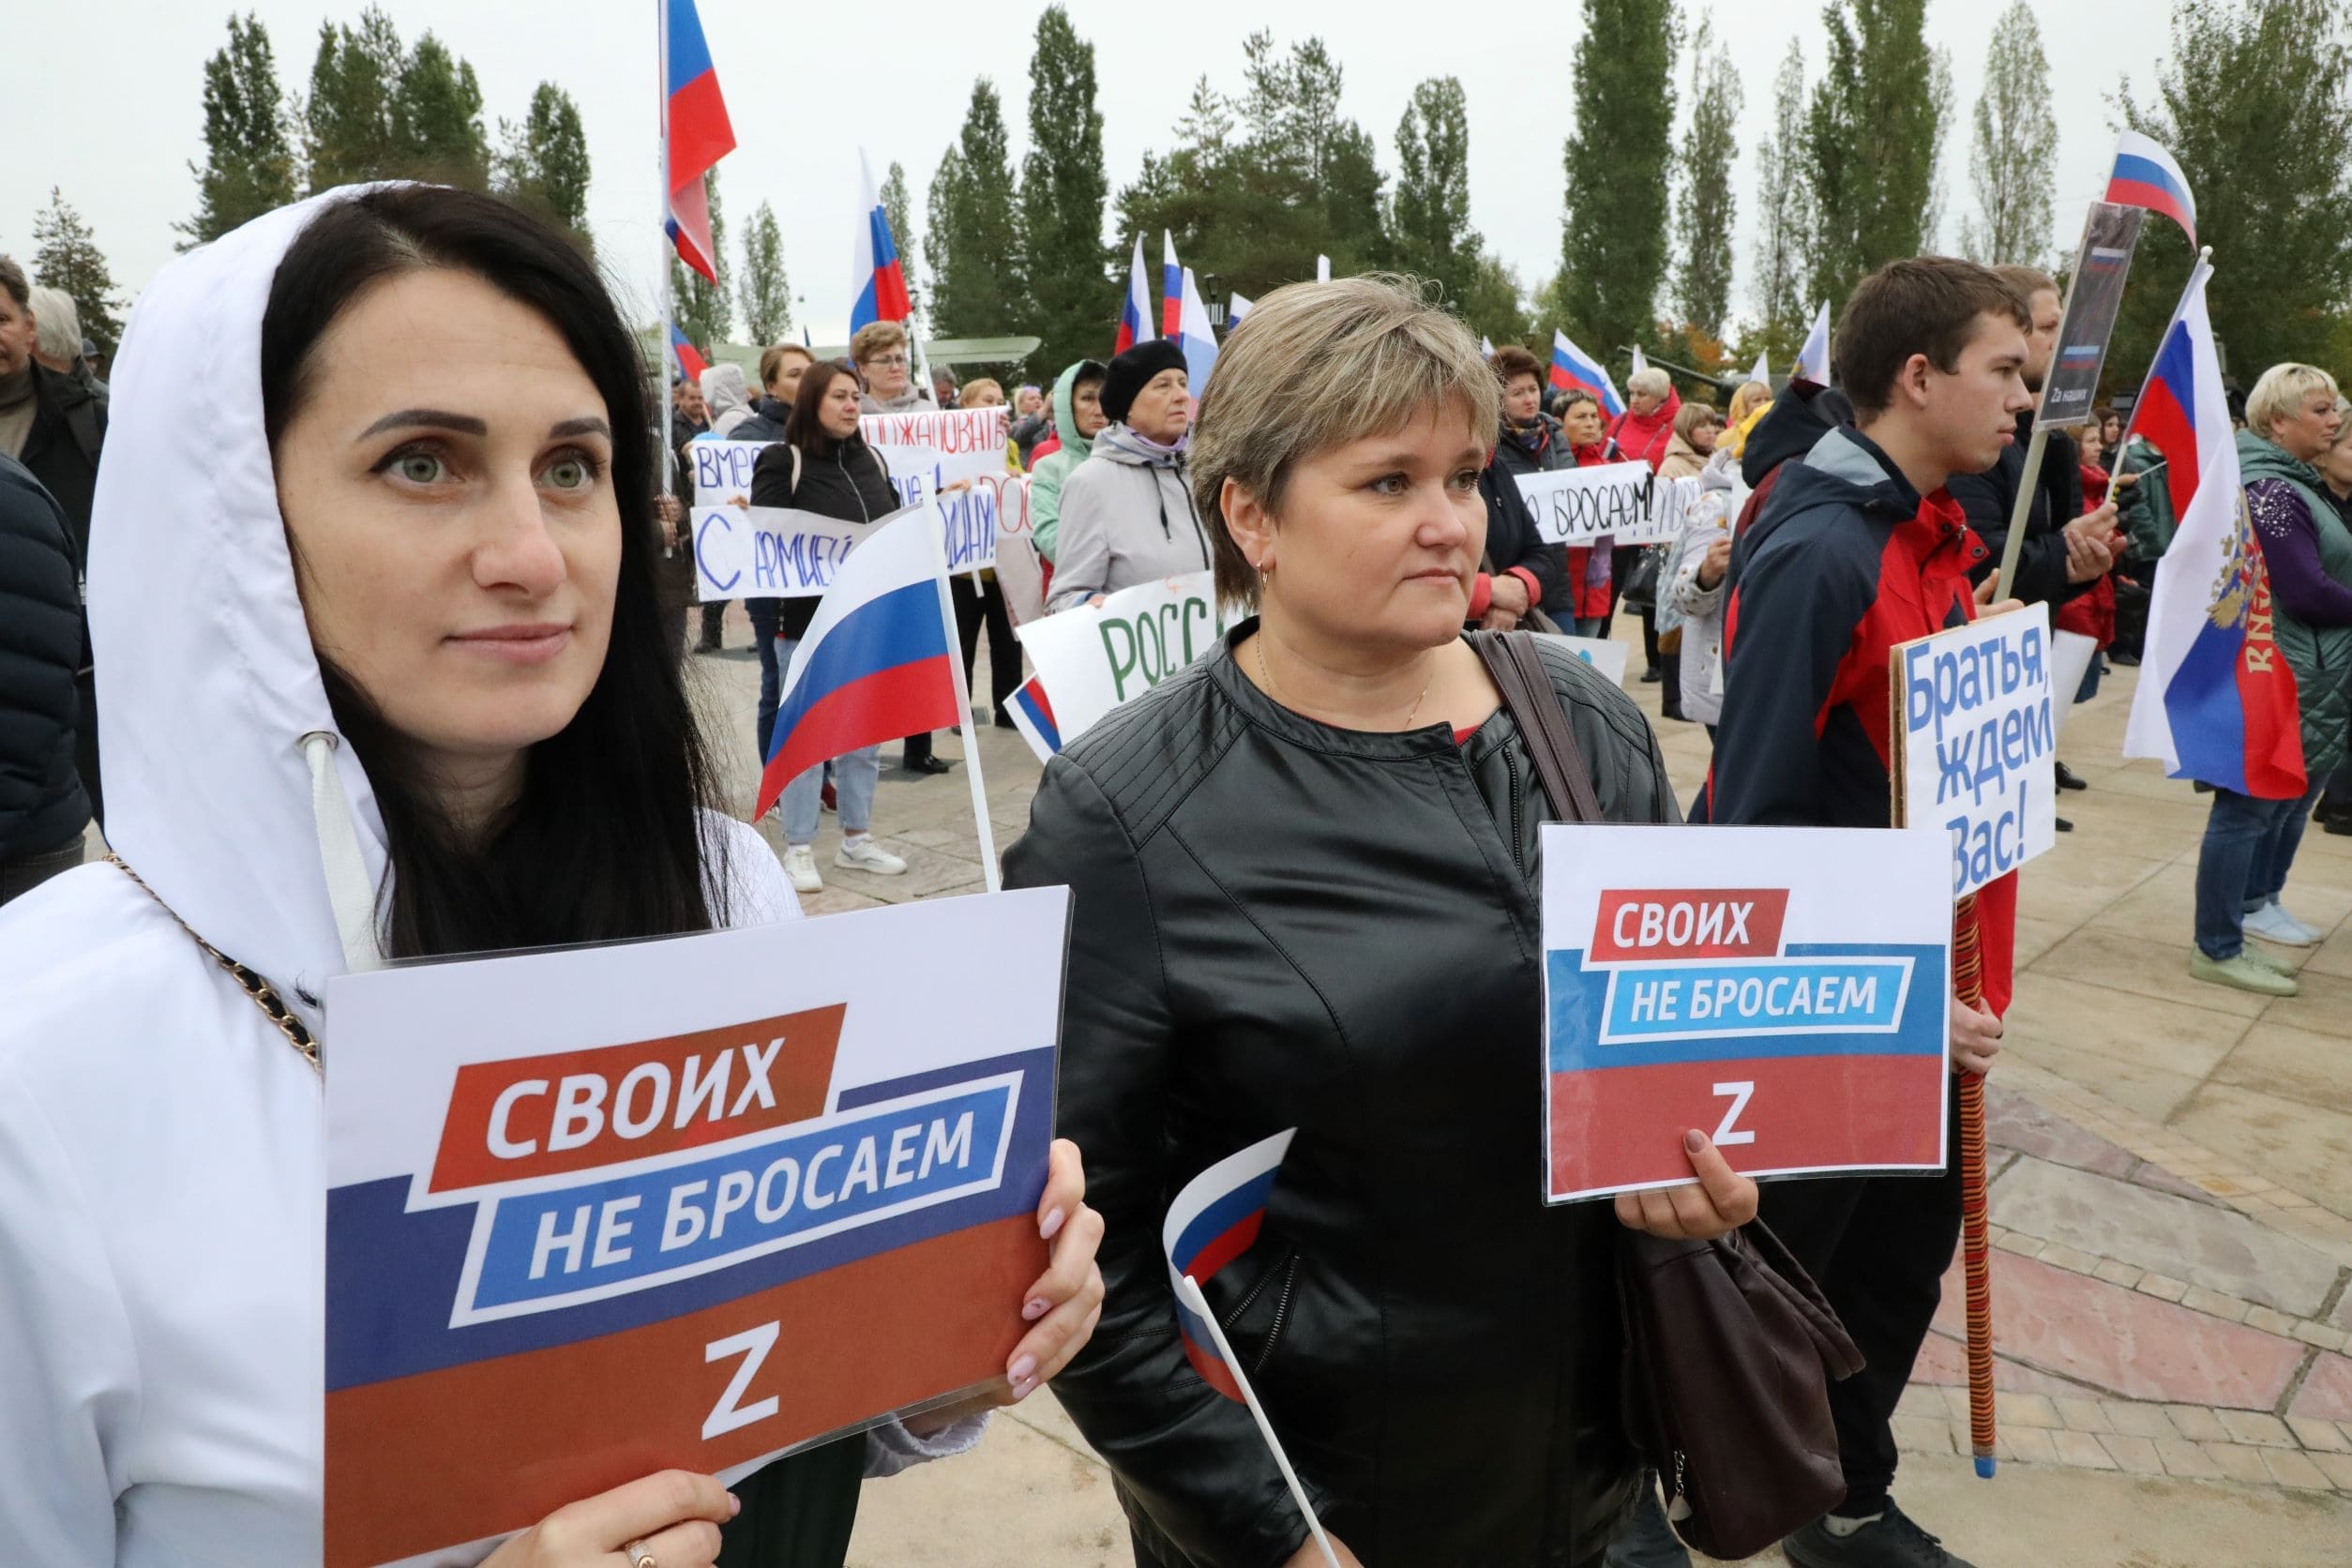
[694,609,2352,1562]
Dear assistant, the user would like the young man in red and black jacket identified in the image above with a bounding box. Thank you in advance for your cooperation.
[1709,258,2030,1568]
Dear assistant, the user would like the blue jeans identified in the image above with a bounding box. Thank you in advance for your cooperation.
[775,636,879,843]
[2194,786,2321,957]
[748,598,782,761]
[1572,616,1606,637]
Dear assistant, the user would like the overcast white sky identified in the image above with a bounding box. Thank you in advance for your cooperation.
[1,1,2173,346]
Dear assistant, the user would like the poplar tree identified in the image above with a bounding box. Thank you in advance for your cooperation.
[1801,0,1946,310]
[495,83,593,249]
[927,80,1027,340]
[32,191,126,354]
[1391,77,1479,309]
[1958,4,2056,266]
[736,202,791,346]
[301,8,402,192]
[389,33,490,186]
[1557,0,1680,357]
[1746,38,1811,358]
[879,160,924,338]
[1018,5,1109,375]
[180,12,297,247]
[1670,19,1742,337]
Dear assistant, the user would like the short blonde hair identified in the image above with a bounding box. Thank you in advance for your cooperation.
[1727,380,1772,426]
[1192,275,1500,608]
[2245,363,2342,442]
[960,376,1004,406]
[849,320,907,365]
[1628,365,1671,400]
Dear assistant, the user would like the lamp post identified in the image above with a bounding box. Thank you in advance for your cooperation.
[1204,272,1225,330]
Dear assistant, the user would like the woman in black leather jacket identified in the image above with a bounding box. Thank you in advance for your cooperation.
[1003,279,1757,1568]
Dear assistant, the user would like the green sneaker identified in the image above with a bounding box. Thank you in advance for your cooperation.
[2188,951,2299,997]
[2239,945,2297,976]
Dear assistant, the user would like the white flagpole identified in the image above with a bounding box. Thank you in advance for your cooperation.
[1178,1274,1340,1568]
[925,498,1003,891]
[656,0,676,503]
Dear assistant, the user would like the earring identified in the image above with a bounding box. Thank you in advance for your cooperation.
[1259,557,1274,576]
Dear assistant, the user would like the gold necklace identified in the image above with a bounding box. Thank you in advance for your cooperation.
[1256,633,1433,731]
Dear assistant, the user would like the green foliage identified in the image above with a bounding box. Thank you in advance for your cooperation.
[1958,4,2055,266]
[1558,0,1680,359]
[494,83,592,249]
[32,189,125,354]
[1801,0,1947,310]
[1391,78,1480,311]
[179,12,297,247]
[1459,250,1534,349]
[927,80,1028,339]
[390,34,490,187]
[736,201,791,346]
[1114,30,1388,314]
[299,8,490,192]
[1018,5,1110,376]
[1671,19,1743,337]
[1744,38,1812,360]
[2113,0,2352,394]
[671,171,731,352]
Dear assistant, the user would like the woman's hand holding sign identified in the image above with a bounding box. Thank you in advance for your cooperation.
[1613,1130,1762,1241]
[1950,997,2003,1076]
[481,1470,738,1568]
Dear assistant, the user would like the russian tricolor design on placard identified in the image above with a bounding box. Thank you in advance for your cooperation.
[2104,131,2197,244]
[1115,234,1154,354]
[1549,330,1625,418]
[1004,674,1063,764]
[1541,826,1952,1205]
[663,0,734,283]
[2123,259,2305,797]
[754,505,962,821]
[1161,1129,1294,1400]
[851,150,913,333]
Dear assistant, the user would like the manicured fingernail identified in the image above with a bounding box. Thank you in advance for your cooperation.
[1023,1296,1051,1321]
[1684,1129,1706,1153]
[1008,1354,1037,1384]
[1010,1376,1037,1402]
[1040,1206,1066,1240]
[729,1492,742,1516]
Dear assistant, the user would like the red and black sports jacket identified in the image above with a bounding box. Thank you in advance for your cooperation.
[1710,426,2017,1016]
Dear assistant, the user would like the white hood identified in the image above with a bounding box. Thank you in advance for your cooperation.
[90,188,388,1032]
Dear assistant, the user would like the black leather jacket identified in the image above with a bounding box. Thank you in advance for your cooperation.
[1003,626,1677,1568]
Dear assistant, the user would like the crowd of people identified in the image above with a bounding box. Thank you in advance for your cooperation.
[4,170,2351,1568]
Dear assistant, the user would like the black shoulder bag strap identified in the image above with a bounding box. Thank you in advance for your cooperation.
[1471,630,1602,823]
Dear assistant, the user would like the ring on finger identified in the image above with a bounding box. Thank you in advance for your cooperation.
[623,1541,656,1568]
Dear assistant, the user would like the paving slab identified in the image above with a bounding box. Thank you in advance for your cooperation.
[1988,1154,2342,1318]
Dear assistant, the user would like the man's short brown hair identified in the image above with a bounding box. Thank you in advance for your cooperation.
[1990,264,2058,304]
[1490,343,1544,395]
[1833,257,2032,418]
[0,256,26,311]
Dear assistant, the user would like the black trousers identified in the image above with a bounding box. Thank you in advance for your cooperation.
[1757,1090,1965,1518]
[953,572,1022,711]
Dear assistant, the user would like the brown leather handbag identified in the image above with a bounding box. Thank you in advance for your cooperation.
[1472,629,1867,1561]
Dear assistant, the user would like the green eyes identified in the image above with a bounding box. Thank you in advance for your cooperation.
[378,446,602,492]
[544,456,592,490]
[1366,471,1484,497]
[396,452,445,485]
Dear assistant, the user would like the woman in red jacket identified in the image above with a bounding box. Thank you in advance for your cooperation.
[1559,390,1622,635]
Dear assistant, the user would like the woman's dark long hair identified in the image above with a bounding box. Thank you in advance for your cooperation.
[261,185,727,957]
[783,358,862,459]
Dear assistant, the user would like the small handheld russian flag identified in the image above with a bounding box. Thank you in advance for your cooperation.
[2104,131,2197,244]
[1176,266,1220,394]
[1161,232,1184,342]
[1115,234,1154,354]
[1161,1128,1338,1567]
[670,324,709,385]
[1548,331,1625,418]
[1004,674,1063,765]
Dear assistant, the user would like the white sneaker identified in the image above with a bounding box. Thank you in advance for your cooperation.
[782,844,823,894]
[835,836,908,876]
[2244,898,2321,947]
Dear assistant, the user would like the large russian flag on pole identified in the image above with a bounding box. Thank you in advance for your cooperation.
[1161,1129,1293,1401]
[1176,267,1220,394]
[851,151,913,333]
[753,506,964,822]
[669,324,709,384]
[1549,331,1625,418]
[1114,234,1154,354]
[2122,259,2305,797]
[664,0,734,283]
[2105,131,2197,244]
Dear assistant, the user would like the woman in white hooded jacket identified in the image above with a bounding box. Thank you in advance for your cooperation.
[0,185,1103,1568]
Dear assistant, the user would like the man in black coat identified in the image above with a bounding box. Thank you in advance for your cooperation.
[0,257,105,825]
[0,454,92,904]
